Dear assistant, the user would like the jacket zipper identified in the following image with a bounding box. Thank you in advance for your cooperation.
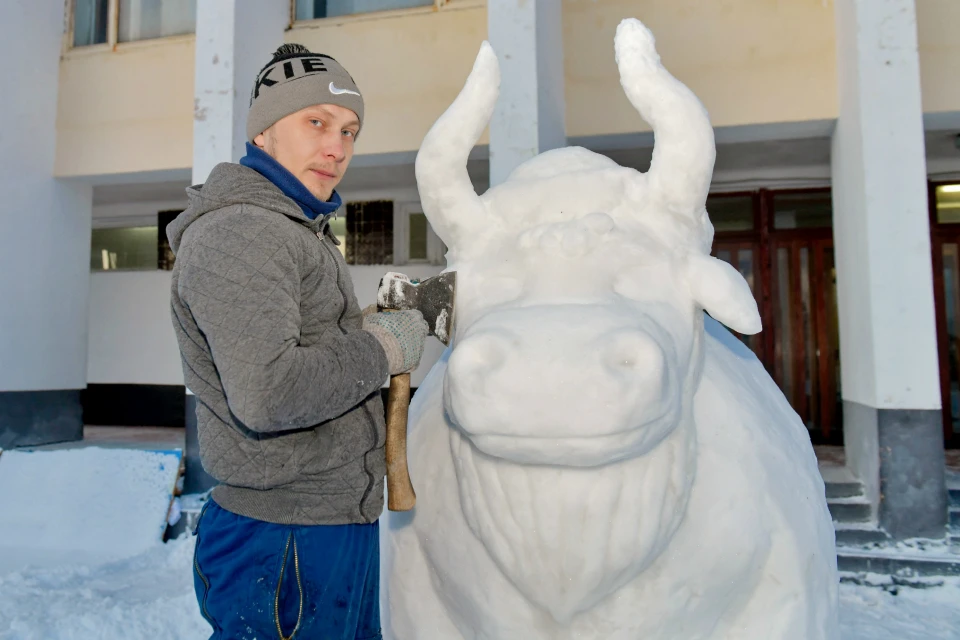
[316,229,380,521]
[274,532,304,640]
[193,556,218,631]
[317,228,349,335]
[357,403,382,518]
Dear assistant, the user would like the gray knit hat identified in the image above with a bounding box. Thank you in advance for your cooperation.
[247,44,364,142]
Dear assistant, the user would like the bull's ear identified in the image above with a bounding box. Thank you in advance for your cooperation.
[685,254,762,335]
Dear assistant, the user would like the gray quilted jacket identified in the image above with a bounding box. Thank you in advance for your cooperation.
[167,162,389,525]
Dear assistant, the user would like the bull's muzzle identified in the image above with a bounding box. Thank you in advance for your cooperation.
[444,304,681,466]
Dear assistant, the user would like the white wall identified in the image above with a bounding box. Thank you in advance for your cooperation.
[87,271,183,386]
[0,0,93,392]
[87,264,448,389]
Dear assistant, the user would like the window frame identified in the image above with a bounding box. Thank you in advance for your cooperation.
[343,199,396,266]
[90,224,161,272]
[768,187,834,232]
[393,202,445,266]
[66,0,197,53]
[65,0,115,53]
[289,0,477,26]
[90,207,185,272]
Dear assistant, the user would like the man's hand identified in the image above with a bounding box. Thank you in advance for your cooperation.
[363,310,429,375]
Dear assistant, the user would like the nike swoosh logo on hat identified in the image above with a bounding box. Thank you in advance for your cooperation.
[329,82,361,97]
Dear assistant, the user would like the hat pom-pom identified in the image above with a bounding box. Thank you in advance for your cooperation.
[272,43,311,59]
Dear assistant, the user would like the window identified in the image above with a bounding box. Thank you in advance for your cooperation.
[90,210,181,271]
[408,213,429,261]
[772,191,832,230]
[118,0,196,42]
[393,203,445,265]
[704,187,842,443]
[74,0,110,46]
[295,0,435,20]
[345,200,394,265]
[71,0,196,47]
[333,201,442,265]
[705,194,755,232]
[91,227,159,271]
[157,210,181,270]
[328,215,348,257]
[935,184,960,224]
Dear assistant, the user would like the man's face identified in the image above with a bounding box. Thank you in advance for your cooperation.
[254,103,360,201]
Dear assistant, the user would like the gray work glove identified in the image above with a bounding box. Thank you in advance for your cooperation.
[363,310,429,375]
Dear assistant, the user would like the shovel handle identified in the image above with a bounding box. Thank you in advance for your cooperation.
[385,371,416,511]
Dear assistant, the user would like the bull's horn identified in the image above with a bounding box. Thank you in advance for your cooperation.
[615,19,715,247]
[414,42,499,253]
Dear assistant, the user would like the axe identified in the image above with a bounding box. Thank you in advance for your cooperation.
[377,271,456,511]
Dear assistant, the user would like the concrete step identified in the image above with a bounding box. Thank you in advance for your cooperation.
[828,496,872,523]
[834,524,890,546]
[947,470,960,508]
[825,481,864,500]
[838,548,960,577]
[820,466,868,521]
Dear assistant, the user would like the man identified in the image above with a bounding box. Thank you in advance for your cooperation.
[167,44,428,639]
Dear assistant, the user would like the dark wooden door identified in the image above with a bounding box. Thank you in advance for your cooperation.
[709,189,841,444]
[712,240,764,360]
[931,232,960,448]
[929,182,960,448]
[770,235,841,442]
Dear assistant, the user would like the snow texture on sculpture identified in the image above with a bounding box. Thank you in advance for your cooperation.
[381,18,839,640]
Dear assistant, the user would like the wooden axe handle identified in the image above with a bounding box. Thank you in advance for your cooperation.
[385,371,416,511]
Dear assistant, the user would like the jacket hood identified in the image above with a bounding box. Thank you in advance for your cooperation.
[167,162,318,254]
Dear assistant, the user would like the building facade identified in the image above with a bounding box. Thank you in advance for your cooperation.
[1,0,958,542]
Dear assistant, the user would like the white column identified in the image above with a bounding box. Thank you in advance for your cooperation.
[831,0,945,539]
[486,0,566,186]
[192,0,288,184]
[185,0,286,491]
[0,0,93,447]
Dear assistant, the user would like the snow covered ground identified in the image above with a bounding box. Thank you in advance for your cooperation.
[0,537,208,639]
[838,574,960,640]
[0,448,181,576]
[0,534,958,639]
[0,445,956,638]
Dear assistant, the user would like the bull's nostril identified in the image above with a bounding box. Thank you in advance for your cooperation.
[601,331,664,377]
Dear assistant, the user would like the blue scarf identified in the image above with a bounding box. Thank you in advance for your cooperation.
[239,142,342,220]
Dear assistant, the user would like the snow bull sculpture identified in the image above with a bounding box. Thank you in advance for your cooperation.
[382,18,839,640]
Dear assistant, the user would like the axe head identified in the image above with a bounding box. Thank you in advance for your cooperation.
[377,271,457,346]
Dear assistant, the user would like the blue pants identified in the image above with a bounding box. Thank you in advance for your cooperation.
[192,500,381,640]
